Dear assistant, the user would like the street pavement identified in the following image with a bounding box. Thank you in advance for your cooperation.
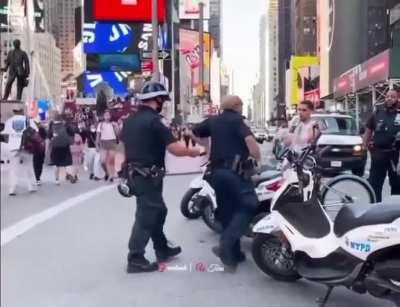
[0,143,394,307]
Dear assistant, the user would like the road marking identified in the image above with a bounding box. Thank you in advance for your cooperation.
[1,185,114,247]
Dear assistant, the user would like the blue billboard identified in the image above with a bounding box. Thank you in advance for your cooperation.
[83,22,170,54]
[86,54,141,71]
[83,71,130,96]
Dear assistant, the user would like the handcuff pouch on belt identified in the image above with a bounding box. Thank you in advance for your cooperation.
[232,155,258,180]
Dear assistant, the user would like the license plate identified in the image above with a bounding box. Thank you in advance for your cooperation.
[331,161,342,167]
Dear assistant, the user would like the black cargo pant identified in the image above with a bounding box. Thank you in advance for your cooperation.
[368,150,400,202]
[128,175,168,260]
[210,168,258,264]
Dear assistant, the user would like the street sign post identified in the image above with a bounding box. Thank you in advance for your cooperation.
[141,50,171,60]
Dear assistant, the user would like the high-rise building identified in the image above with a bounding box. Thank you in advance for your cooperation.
[294,0,317,55]
[209,0,222,57]
[252,14,266,128]
[267,0,279,120]
[277,0,293,119]
[44,0,81,78]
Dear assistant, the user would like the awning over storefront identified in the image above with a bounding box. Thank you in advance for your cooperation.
[333,47,400,98]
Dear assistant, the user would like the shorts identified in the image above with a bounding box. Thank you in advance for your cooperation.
[100,140,117,151]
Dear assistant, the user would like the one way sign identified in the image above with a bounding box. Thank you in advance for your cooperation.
[141,50,171,60]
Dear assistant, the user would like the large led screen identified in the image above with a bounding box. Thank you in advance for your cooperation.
[83,22,170,54]
[86,54,141,71]
[83,71,130,95]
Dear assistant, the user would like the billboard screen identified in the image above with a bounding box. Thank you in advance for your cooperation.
[83,71,130,95]
[0,0,7,33]
[179,0,210,20]
[33,0,44,32]
[86,54,141,71]
[93,0,166,22]
[83,22,170,54]
[179,28,211,94]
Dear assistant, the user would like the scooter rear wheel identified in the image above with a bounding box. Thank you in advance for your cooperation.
[252,233,301,282]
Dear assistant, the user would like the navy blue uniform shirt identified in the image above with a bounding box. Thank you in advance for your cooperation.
[192,109,253,165]
[121,106,175,167]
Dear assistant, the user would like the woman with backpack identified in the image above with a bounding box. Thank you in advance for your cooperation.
[96,109,119,182]
[48,112,74,185]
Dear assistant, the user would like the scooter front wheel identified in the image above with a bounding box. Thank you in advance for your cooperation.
[252,233,301,282]
[180,188,203,219]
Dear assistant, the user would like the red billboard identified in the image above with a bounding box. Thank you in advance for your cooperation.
[93,0,166,22]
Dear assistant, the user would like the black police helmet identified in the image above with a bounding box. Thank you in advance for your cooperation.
[137,81,170,102]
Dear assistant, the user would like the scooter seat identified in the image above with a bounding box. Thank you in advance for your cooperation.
[252,170,282,187]
[334,196,400,237]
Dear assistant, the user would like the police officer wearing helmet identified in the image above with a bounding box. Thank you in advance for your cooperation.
[364,89,400,202]
[120,82,201,273]
[192,95,261,272]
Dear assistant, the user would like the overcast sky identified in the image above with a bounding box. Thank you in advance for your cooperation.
[222,0,266,105]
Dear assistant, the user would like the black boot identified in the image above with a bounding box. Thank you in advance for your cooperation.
[212,246,246,263]
[211,246,238,273]
[155,246,182,262]
[127,255,159,273]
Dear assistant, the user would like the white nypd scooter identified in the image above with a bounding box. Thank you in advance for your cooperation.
[252,145,400,307]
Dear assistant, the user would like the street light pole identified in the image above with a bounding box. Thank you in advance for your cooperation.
[152,0,159,81]
[199,1,204,98]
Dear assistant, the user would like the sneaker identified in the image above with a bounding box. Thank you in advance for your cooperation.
[109,178,114,183]
[55,179,60,185]
[89,174,94,180]
[104,175,109,181]
[66,174,73,181]
[36,180,41,186]
[94,176,101,181]
[9,192,16,196]
[29,188,38,193]
[127,256,159,273]
[155,245,182,262]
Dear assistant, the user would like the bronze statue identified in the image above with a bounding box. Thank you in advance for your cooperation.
[1,39,30,101]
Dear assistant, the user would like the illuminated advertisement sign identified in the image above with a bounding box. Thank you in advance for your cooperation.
[0,0,7,33]
[179,0,210,20]
[179,28,211,93]
[86,54,141,71]
[33,0,44,32]
[334,49,390,97]
[83,71,130,95]
[93,0,166,22]
[83,22,170,54]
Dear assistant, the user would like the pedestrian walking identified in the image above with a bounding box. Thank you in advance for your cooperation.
[3,106,37,195]
[82,123,98,180]
[120,82,201,273]
[364,89,400,202]
[96,109,119,182]
[192,95,261,272]
[48,112,74,185]
[70,133,84,183]
[32,123,47,186]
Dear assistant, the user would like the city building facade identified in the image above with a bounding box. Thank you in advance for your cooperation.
[267,0,279,120]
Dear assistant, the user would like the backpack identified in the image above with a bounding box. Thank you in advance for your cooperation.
[51,122,72,148]
[21,126,38,154]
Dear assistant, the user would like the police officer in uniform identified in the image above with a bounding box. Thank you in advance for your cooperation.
[192,95,261,272]
[364,89,400,202]
[120,82,201,273]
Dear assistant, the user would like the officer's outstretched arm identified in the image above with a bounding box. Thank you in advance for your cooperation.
[245,136,261,162]
[167,142,201,158]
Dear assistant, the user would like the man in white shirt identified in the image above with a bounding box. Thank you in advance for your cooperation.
[285,100,318,153]
[2,106,36,195]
